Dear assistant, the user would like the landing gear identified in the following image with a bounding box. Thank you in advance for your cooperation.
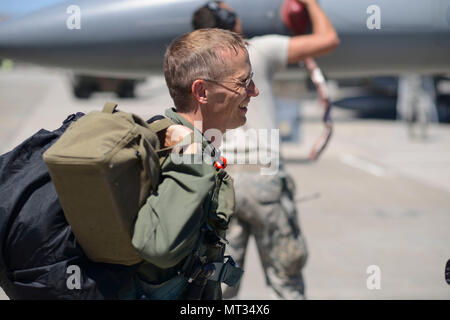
[70,74,143,99]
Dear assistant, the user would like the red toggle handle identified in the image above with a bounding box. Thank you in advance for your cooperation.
[214,156,227,170]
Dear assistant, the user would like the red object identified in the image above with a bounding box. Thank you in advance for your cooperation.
[281,0,311,35]
[214,156,227,170]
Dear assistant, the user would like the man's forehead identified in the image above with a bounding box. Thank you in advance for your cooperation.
[219,47,250,74]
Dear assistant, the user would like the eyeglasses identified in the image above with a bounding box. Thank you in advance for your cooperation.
[203,71,254,90]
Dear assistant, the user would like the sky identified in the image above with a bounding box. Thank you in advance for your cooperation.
[0,0,68,17]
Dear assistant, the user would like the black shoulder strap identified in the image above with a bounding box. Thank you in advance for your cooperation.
[147,115,165,124]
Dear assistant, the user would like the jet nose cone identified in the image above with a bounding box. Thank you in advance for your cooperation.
[0,0,187,76]
[0,3,80,63]
[0,0,152,75]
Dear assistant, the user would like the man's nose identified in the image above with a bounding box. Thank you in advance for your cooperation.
[246,80,259,97]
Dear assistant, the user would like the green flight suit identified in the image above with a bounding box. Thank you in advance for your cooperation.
[120,108,235,300]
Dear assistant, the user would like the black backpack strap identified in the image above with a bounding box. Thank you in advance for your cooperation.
[147,115,165,124]
[148,117,174,134]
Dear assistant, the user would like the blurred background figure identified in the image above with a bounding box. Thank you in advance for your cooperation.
[397,74,438,140]
[192,0,339,300]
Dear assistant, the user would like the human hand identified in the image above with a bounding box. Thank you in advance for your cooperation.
[165,124,200,154]
[165,124,193,147]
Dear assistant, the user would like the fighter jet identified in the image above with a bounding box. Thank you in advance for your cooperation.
[0,0,449,78]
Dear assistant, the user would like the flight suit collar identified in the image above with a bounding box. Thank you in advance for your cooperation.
[164,108,194,130]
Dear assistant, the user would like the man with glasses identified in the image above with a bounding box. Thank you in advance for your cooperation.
[192,0,339,299]
[120,28,259,300]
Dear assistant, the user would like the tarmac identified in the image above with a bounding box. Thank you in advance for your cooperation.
[0,66,449,300]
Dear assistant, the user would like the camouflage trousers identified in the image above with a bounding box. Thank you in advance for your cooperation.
[223,168,308,300]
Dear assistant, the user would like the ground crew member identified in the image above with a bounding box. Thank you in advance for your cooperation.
[396,74,438,140]
[118,28,259,300]
[192,0,339,299]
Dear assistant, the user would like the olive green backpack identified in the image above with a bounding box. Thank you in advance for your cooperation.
[43,102,173,266]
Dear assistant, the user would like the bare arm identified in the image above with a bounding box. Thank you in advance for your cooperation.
[287,0,340,64]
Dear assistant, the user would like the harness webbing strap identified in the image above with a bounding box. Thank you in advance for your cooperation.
[210,258,243,287]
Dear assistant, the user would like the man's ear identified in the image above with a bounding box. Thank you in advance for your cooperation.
[192,79,208,104]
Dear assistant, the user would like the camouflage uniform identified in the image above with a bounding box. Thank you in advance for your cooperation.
[216,35,309,300]
[223,167,308,299]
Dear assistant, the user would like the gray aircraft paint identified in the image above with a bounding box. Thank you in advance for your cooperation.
[0,0,449,77]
